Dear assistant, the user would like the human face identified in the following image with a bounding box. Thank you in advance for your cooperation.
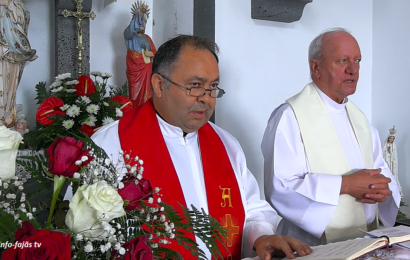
[388,136,395,143]
[152,45,219,133]
[311,32,361,103]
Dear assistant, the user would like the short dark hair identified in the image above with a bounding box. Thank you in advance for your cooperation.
[152,35,219,85]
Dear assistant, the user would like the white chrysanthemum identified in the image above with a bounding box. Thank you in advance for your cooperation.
[100,118,114,129]
[65,80,79,85]
[101,72,113,78]
[81,115,97,127]
[62,119,75,130]
[51,86,63,93]
[67,105,81,117]
[84,242,93,253]
[60,104,70,111]
[115,108,123,117]
[55,73,71,81]
[77,96,91,104]
[86,104,100,115]
[50,80,62,88]
[90,71,102,77]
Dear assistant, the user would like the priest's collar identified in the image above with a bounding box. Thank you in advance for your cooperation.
[155,113,196,139]
[313,83,348,112]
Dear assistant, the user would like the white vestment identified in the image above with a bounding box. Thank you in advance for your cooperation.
[92,115,279,259]
[261,84,401,246]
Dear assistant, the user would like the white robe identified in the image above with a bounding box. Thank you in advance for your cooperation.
[261,85,401,246]
[92,114,279,259]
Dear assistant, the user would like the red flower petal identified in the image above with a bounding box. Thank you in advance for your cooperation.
[80,125,99,137]
[75,75,96,96]
[109,96,133,115]
[36,97,66,125]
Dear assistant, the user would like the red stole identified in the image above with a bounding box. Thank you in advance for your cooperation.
[118,100,245,259]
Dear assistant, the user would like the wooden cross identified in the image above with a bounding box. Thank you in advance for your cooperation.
[62,0,96,76]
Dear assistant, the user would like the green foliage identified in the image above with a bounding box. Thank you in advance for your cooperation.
[112,82,129,97]
[34,82,50,104]
[0,209,20,243]
[397,201,408,220]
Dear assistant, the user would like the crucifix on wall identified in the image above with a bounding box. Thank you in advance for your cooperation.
[55,0,95,77]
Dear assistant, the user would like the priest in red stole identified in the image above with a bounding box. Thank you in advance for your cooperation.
[124,1,156,108]
[93,35,312,259]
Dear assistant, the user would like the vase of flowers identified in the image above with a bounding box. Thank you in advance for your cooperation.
[0,134,226,259]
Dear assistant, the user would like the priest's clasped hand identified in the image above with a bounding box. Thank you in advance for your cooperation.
[341,168,392,204]
[253,235,313,260]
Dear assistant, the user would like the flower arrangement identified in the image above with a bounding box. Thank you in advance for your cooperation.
[23,72,133,150]
[0,132,227,259]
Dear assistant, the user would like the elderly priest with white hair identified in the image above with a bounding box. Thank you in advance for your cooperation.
[262,27,401,246]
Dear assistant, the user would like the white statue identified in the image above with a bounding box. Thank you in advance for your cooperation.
[0,0,37,127]
[383,126,403,197]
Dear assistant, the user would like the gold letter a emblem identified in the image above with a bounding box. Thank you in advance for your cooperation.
[220,186,233,208]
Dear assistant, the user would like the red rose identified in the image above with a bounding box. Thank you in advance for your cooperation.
[109,96,133,115]
[45,136,93,178]
[75,75,96,96]
[36,97,66,125]
[1,221,71,260]
[118,177,153,211]
[111,235,152,260]
[80,125,99,137]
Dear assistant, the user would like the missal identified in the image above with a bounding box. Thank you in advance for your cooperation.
[284,225,410,260]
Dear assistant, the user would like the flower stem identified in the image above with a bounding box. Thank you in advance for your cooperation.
[45,175,66,229]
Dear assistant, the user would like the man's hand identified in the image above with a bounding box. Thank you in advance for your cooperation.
[254,235,312,260]
[341,169,392,204]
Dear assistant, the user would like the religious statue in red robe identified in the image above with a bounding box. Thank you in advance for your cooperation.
[124,1,156,108]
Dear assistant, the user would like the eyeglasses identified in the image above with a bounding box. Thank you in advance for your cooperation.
[158,73,225,98]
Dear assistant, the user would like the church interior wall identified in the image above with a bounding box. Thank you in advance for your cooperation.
[215,0,373,198]
[372,0,410,215]
[13,0,409,215]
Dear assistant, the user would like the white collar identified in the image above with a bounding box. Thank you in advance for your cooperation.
[156,114,198,140]
[313,83,348,113]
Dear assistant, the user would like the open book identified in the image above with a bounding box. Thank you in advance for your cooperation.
[284,225,410,260]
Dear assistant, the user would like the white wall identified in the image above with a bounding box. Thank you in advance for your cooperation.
[90,0,153,87]
[373,0,410,214]
[215,0,374,194]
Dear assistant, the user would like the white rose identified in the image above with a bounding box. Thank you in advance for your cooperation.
[0,126,23,180]
[65,181,125,240]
